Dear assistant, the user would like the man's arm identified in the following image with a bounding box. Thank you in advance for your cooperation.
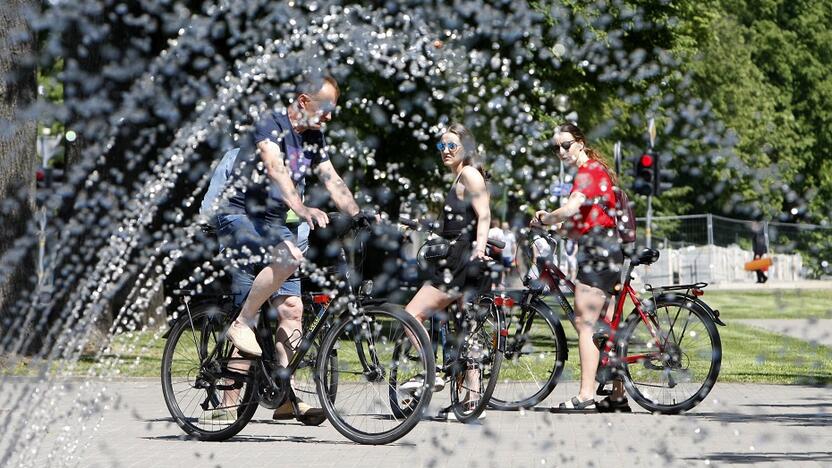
[315,160,360,216]
[258,140,329,227]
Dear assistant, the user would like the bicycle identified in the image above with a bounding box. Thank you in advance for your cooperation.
[160,215,435,444]
[489,227,725,414]
[389,217,506,423]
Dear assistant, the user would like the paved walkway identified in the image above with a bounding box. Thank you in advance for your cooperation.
[706,280,832,291]
[1,378,830,467]
[736,319,832,347]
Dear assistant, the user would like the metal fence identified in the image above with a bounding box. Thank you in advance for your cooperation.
[634,214,832,281]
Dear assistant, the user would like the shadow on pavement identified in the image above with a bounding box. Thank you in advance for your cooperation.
[694,411,831,427]
[685,452,832,464]
[741,402,832,409]
[142,434,415,446]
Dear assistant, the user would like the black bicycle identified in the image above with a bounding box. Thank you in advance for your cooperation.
[388,218,506,423]
[161,215,435,444]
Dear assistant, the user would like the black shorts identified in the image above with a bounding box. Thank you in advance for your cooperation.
[424,236,491,294]
[575,230,624,294]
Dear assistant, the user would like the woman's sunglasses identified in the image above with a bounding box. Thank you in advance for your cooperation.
[554,140,577,152]
[436,142,460,152]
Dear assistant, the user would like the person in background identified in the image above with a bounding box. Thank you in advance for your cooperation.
[501,221,517,282]
[751,221,768,284]
[488,220,506,287]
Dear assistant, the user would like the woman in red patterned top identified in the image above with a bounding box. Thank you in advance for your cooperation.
[532,122,626,411]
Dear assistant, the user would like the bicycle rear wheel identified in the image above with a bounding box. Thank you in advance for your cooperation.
[160,303,259,441]
[316,304,434,445]
[617,295,722,414]
[449,299,504,422]
[489,298,566,410]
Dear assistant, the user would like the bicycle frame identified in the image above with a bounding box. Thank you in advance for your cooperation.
[180,222,384,409]
[529,234,666,369]
[251,292,339,401]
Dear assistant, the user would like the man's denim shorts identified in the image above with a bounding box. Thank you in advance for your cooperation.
[216,213,309,306]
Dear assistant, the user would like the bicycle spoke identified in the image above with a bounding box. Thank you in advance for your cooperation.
[490,301,563,410]
[622,299,721,413]
[320,307,432,443]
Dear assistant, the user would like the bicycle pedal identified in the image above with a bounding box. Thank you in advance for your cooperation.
[595,383,612,396]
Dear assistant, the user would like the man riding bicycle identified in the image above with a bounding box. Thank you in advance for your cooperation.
[202,73,361,424]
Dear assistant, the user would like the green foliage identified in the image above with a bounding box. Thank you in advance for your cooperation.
[672,0,832,274]
[31,0,831,272]
[36,57,65,165]
[524,0,832,274]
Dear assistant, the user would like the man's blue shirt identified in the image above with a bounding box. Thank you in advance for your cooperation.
[219,111,329,223]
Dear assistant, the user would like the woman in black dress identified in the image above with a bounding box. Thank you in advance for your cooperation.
[402,123,491,400]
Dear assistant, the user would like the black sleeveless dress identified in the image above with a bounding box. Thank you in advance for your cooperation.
[426,171,478,292]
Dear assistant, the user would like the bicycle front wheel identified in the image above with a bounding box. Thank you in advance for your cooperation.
[316,304,435,445]
[617,295,722,414]
[489,298,567,410]
[449,299,504,422]
[160,303,259,441]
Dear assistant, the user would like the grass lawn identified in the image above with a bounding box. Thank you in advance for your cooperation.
[1,329,168,378]
[2,290,830,385]
[703,289,832,320]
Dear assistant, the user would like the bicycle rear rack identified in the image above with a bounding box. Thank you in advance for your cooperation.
[644,282,708,293]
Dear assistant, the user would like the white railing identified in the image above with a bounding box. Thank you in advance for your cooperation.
[634,244,803,286]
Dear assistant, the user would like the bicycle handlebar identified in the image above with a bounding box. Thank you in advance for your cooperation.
[398,217,418,229]
[398,217,505,250]
[488,238,505,250]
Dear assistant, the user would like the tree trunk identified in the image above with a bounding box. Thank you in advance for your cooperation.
[0,1,38,326]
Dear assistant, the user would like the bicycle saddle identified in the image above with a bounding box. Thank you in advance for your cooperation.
[632,248,660,266]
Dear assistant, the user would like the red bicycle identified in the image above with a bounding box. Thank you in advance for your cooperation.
[489,228,725,414]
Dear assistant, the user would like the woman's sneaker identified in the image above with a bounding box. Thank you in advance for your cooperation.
[198,408,235,425]
[446,401,487,421]
[399,374,445,394]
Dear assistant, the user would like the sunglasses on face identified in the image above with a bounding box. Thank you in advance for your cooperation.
[436,142,460,152]
[554,140,577,152]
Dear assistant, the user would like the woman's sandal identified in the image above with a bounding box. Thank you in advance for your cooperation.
[550,396,597,412]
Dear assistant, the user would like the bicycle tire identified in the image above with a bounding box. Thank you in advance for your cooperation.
[161,303,259,441]
[449,299,504,422]
[489,298,567,410]
[316,304,435,445]
[617,295,722,414]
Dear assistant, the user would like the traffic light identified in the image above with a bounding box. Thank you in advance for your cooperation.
[656,153,675,195]
[633,150,656,196]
